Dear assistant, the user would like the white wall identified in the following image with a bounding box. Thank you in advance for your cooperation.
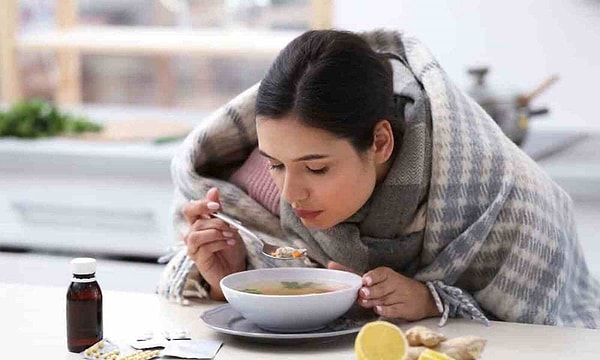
[334,0,600,129]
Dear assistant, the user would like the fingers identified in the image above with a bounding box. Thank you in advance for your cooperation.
[206,187,220,203]
[373,303,412,319]
[358,284,394,307]
[362,266,393,287]
[359,266,393,301]
[182,199,219,224]
[182,187,222,224]
[185,217,239,254]
[370,302,424,321]
[193,238,237,267]
[357,291,411,318]
[185,228,237,256]
[190,218,234,233]
[358,267,402,308]
[357,293,408,318]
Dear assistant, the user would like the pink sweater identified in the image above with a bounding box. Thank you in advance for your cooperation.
[229,148,281,216]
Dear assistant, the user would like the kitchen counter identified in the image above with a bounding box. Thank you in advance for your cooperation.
[3,282,600,359]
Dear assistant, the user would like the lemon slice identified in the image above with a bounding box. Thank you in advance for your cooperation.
[354,320,408,360]
[417,349,455,360]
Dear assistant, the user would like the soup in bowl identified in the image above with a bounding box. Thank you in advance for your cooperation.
[220,267,362,333]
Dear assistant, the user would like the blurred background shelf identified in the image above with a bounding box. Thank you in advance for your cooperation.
[1,0,332,105]
[17,26,301,57]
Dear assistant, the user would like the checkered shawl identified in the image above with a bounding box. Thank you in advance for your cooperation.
[158,30,600,328]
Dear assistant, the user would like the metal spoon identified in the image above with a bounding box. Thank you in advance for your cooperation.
[211,212,306,261]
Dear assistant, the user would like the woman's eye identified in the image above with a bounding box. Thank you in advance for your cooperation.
[307,166,328,175]
[268,163,284,171]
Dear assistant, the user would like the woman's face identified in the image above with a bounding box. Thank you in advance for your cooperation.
[257,116,379,230]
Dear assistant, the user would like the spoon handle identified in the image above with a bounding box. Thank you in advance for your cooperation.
[211,212,261,243]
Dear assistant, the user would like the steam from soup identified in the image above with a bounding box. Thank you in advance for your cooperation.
[238,280,349,295]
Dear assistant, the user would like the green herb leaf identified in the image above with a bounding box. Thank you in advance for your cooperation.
[240,288,262,294]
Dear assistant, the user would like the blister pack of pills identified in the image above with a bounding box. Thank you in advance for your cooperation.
[80,334,222,360]
[80,340,161,360]
[161,339,223,359]
[130,329,191,350]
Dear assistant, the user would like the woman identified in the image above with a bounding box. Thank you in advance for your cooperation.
[159,30,600,328]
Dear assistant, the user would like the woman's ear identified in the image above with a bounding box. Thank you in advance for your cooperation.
[371,119,394,164]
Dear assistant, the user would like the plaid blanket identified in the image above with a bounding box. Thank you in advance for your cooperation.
[157,30,600,328]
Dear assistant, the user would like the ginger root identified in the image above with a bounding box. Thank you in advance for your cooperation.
[403,327,487,360]
[406,326,447,347]
[405,346,428,360]
[436,336,487,360]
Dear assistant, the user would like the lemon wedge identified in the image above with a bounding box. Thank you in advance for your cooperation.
[355,320,408,360]
[417,349,455,360]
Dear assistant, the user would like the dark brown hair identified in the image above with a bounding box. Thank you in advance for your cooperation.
[256,30,393,152]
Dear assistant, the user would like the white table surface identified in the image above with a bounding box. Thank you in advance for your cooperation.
[1,282,599,359]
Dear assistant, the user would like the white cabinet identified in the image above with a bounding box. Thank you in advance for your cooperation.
[0,138,178,257]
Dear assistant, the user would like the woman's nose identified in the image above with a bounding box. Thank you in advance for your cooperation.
[281,174,308,204]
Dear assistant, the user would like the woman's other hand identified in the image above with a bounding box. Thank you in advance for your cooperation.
[328,262,439,321]
[182,187,247,300]
[359,267,440,321]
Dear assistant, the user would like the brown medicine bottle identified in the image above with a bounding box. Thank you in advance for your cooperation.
[67,258,103,352]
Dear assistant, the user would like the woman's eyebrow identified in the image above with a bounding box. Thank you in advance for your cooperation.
[258,149,330,162]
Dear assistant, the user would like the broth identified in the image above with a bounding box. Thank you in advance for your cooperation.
[238,280,349,295]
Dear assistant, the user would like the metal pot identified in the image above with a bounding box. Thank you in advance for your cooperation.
[467,66,558,146]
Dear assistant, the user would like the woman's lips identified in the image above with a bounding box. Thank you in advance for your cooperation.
[294,209,323,219]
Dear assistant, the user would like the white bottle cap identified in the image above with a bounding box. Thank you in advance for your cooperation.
[71,258,97,275]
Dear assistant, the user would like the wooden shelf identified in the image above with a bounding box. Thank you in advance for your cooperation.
[1,0,333,105]
[17,26,301,57]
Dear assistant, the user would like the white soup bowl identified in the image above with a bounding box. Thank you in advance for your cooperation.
[220,267,362,332]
